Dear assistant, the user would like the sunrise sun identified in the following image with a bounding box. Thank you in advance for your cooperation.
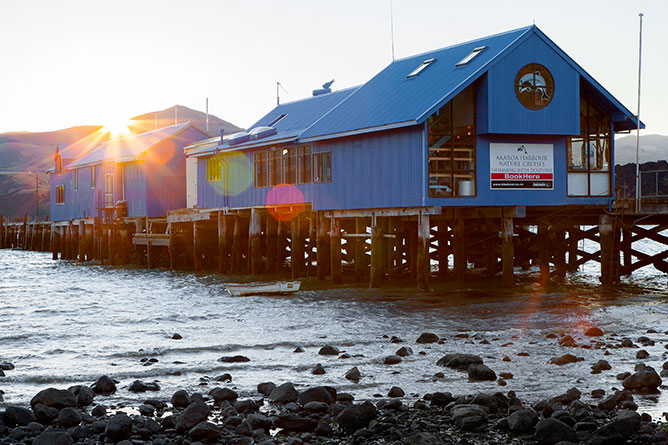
[102,119,131,137]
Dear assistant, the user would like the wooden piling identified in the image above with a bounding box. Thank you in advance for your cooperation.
[168,222,176,269]
[306,214,317,277]
[599,214,615,285]
[250,209,262,275]
[192,222,201,271]
[538,222,550,283]
[567,229,578,272]
[217,211,229,274]
[78,221,85,261]
[621,227,632,276]
[291,214,303,279]
[436,220,449,276]
[370,216,384,288]
[354,218,366,281]
[51,225,60,260]
[316,212,330,280]
[453,218,466,280]
[501,216,514,287]
[553,227,566,279]
[416,213,430,291]
[231,217,242,272]
[330,216,342,284]
[0,215,4,249]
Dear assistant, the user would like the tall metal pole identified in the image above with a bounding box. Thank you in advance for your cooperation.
[635,12,644,213]
[206,97,209,132]
[35,173,38,220]
[390,0,395,61]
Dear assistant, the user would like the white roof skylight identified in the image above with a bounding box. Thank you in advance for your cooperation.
[456,46,487,67]
[407,58,435,78]
[268,114,287,127]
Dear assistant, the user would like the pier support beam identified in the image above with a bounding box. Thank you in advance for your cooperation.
[51,225,60,260]
[217,212,229,274]
[192,222,201,271]
[501,216,514,288]
[437,220,449,277]
[265,215,277,274]
[370,216,383,288]
[453,219,466,280]
[354,218,366,281]
[291,214,303,278]
[416,213,430,291]
[621,227,632,276]
[316,212,330,280]
[306,214,317,277]
[599,214,615,285]
[168,223,176,269]
[78,221,85,261]
[553,227,566,279]
[250,209,262,275]
[330,217,342,284]
[538,222,550,283]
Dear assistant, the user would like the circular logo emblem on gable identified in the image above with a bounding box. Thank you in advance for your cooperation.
[515,63,554,110]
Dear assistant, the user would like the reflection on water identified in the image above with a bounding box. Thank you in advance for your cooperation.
[0,248,666,420]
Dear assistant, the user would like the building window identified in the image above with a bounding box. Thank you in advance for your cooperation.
[73,169,78,190]
[427,85,476,197]
[313,152,332,183]
[56,186,65,204]
[91,166,96,188]
[105,174,114,208]
[407,58,435,78]
[567,94,611,196]
[207,157,222,182]
[254,145,319,188]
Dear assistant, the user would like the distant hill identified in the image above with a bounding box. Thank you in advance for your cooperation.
[615,134,668,165]
[0,106,241,219]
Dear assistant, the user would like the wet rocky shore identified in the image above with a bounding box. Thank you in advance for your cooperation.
[1,329,668,445]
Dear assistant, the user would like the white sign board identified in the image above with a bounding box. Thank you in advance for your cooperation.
[490,143,554,190]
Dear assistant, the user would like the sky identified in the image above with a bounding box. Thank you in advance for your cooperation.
[1,0,667,135]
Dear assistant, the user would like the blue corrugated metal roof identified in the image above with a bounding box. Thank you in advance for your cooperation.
[69,122,193,168]
[187,87,359,157]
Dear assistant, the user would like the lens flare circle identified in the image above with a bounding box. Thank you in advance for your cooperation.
[266,184,305,221]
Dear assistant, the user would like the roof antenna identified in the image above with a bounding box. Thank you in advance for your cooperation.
[206,97,209,132]
[174,105,178,125]
[635,12,644,213]
[276,82,289,105]
[533,19,535,25]
[390,0,396,61]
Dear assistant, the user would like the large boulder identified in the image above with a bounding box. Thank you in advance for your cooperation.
[91,375,117,395]
[128,380,159,392]
[548,354,583,366]
[209,387,238,404]
[622,366,662,392]
[171,390,191,408]
[175,399,210,432]
[4,406,35,426]
[105,414,133,442]
[55,407,82,427]
[268,382,298,403]
[416,333,439,344]
[436,354,483,370]
[68,385,95,406]
[451,404,488,429]
[468,364,496,381]
[30,388,77,410]
[188,421,221,442]
[588,409,640,443]
[275,414,318,432]
[297,386,336,406]
[33,404,59,424]
[318,345,340,355]
[507,409,538,434]
[32,432,73,445]
[533,418,576,445]
[336,401,377,430]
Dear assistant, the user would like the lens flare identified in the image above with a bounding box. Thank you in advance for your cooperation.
[209,152,253,197]
[266,184,305,221]
[102,118,131,137]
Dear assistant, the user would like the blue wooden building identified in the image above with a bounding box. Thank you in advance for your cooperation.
[49,122,209,221]
[187,25,641,213]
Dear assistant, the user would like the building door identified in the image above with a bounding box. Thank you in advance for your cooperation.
[105,174,114,208]
[186,157,197,208]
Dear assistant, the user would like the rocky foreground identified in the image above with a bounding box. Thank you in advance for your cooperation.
[0,349,667,444]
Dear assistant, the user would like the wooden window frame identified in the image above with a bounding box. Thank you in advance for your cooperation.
[254,145,315,188]
[104,173,114,208]
[313,152,332,183]
[56,186,65,204]
[73,169,78,191]
[207,157,222,182]
[90,166,96,189]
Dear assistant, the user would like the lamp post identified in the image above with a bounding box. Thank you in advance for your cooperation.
[635,12,644,213]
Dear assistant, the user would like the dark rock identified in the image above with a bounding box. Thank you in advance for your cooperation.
[396,346,413,357]
[589,409,640,442]
[91,375,116,395]
[105,413,133,442]
[257,382,276,396]
[269,382,298,403]
[636,349,649,359]
[33,404,59,424]
[384,355,402,365]
[30,388,77,409]
[507,409,538,434]
[597,390,632,411]
[304,401,329,413]
[402,432,442,445]
[275,414,318,432]
[215,373,232,382]
[312,363,326,374]
[620,337,634,347]
[336,401,377,430]
[128,380,160,392]
[0,362,14,371]
[171,332,182,340]
[247,413,272,431]
[390,336,404,343]
[591,360,611,374]
[175,399,210,432]
[436,353,483,370]
[218,355,251,362]
[416,332,439,343]
[32,432,73,445]
[235,419,253,436]
[551,410,576,427]
[548,354,583,366]
[318,345,340,355]
[533,418,577,444]
[430,392,454,406]
[91,405,107,417]
[617,371,631,380]
[294,346,304,353]
[345,366,361,382]
[189,421,221,442]
[68,385,95,407]
[622,367,662,392]
[210,387,238,403]
[499,372,513,379]
[5,406,35,426]
[468,363,496,381]
[337,392,355,402]
[315,420,333,436]
[585,327,604,336]
[234,399,259,413]
[297,386,336,405]
[388,386,405,398]
[138,404,155,416]
[171,389,191,408]
[55,407,81,427]
[591,389,605,399]
[558,335,577,347]
[451,404,488,429]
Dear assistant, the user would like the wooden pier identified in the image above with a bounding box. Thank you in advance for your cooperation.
[3,203,668,288]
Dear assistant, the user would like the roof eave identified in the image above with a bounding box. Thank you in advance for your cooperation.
[299,120,418,143]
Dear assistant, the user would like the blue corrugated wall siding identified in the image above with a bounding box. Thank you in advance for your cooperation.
[122,162,147,217]
[50,163,116,221]
[197,126,425,211]
[486,33,580,135]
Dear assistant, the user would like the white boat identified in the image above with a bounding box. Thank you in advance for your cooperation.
[225,281,301,296]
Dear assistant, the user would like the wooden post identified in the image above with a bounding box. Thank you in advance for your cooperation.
[192,222,201,271]
[306,214,317,277]
[408,222,417,280]
[40,223,46,252]
[354,218,366,281]
[453,218,466,280]
[599,214,615,285]
[168,222,176,269]
[92,218,99,261]
[484,220,496,277]
[276,220,288,272]
[621,227,632,276]
[108,227,116,265]
[437,220,449,277]
[231,216,242,273]
[217,211,229,274]
[316,212,330,280]
[250,209,262,275]
[21,214,27,250]
[538,222,550,283]
[291,214,303,279]
[370,216,383,288]
[554,227,566,279]
[264,215,278,275]
[51,225,60,260]
[386,217,395,280]
[416,212,430,291]
[330,216,342,284]
[78,221,85,261]
[0,215,4,249]
[501,216,514,288]
[567,228,578,272]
